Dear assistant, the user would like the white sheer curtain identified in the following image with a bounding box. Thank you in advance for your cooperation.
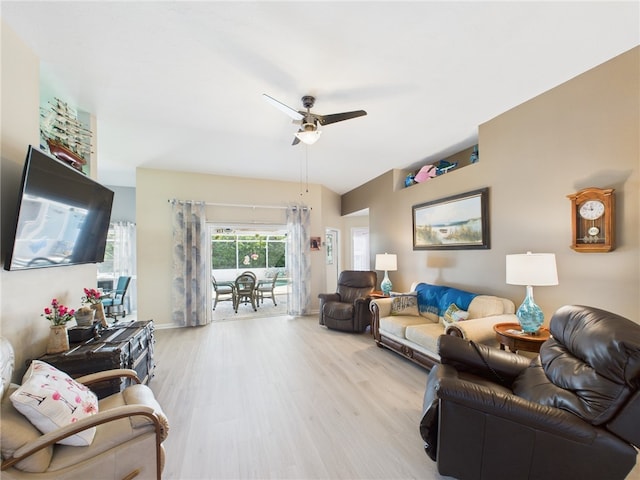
[110,222,137,314]
[170,200,211,327]
[286,205,311,315]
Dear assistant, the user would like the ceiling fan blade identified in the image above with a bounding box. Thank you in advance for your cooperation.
[263,94,304,121]
[292,136,301,146]
[316,110,367,126]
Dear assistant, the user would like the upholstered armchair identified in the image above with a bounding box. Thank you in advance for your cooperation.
[420,305,640,480]
[102,275,132,319]
[318,270,377,332]
[1,337,169,479]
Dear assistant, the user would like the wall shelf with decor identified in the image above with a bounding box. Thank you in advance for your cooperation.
[39,97,93,175]
[394,144,479,192]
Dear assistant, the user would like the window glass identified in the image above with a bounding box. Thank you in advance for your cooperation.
[211,235,236,269]
[98,228,115,276]
[211,230,287,272]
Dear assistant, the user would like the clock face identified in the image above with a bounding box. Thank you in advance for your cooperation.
[579,200,605,220]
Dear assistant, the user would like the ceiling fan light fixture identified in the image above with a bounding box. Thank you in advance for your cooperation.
[264,93,365,146]
[295,128,322,145]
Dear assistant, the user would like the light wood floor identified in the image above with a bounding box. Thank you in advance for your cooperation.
[150,315,640,480]
[151,315,450,479]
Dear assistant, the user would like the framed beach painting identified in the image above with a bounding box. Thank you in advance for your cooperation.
[412,187,490,250]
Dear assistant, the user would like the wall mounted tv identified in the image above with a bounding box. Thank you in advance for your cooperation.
[4,145,114,271]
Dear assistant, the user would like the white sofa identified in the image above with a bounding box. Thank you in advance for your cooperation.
[370,282,517,369]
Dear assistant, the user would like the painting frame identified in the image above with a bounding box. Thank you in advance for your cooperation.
[412,187,490,250]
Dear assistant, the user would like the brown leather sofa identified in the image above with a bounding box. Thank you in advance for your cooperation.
[420,305,640,480]
[318,270,377,332]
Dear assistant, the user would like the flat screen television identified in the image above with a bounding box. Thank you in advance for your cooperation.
[4,145,114,271]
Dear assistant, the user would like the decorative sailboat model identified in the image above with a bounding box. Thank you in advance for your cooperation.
[40,98,92,171]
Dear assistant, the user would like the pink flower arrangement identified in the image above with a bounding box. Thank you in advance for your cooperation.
[82,288,102,305]
[42,299,76,326]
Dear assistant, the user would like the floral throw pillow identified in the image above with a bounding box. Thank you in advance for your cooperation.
[391,292,419,316]
[10,360,98,446]
[443,303,470,324]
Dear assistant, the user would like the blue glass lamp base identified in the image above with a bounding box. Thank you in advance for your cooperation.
[516,286,544,334]
[380,272,392,296]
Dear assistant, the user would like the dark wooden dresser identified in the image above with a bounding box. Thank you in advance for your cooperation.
[38,320,155,399]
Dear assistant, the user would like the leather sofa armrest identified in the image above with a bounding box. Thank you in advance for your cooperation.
[76,369,141,386]
[438,334,531,383]
[317,292,340,325]
[353,297,374,332]
[607,389,640,447]
[445,313,519,345]
[318,293,340,302]
[435,374,598,443]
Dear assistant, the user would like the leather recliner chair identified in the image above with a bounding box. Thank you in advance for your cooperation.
[420,305,640,480]
[318,270,377,332]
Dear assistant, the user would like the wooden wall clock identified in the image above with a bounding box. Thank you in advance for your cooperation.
[567,187,615,252]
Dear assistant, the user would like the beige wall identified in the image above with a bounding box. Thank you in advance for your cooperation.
[136,168,340,327]
[2,21,637,376]
[1,22,98,378]
[343,47,640,323]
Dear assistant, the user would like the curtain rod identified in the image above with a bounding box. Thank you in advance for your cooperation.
[168,199,310,210]
[206,201,287,210]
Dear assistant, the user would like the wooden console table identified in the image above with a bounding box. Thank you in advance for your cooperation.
[37,320,155,398]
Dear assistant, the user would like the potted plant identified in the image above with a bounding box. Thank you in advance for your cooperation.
[82,287,106,326]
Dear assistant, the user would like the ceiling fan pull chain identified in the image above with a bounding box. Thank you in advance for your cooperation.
[305,146,309,193]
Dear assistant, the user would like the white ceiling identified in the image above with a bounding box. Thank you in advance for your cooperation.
[2,1,638,194]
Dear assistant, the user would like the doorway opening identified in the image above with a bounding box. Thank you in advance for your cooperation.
[351,227,370,270]
[208,223,289,320]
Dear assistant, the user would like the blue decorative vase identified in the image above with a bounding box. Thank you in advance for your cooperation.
[516,286,544,334]
[380,271,393,296]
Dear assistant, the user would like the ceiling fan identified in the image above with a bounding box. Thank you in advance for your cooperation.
[263,94,367,145]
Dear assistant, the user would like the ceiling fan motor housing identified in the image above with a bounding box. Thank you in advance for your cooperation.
[301,95,316,109]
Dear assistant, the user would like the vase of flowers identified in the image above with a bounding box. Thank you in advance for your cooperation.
[83,287,106,327]
[42,299,75,353]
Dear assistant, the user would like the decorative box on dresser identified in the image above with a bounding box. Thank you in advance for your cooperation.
[37,320,155,399]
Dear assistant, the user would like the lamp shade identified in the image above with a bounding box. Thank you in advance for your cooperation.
[506,252,558,286]
[375,253,397,272]
[295,129,322,145]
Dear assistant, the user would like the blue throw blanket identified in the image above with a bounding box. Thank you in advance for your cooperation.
[415,282,478,317]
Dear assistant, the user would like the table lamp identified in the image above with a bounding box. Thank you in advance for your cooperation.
[375,253,397,296]
[506,252,558,334]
